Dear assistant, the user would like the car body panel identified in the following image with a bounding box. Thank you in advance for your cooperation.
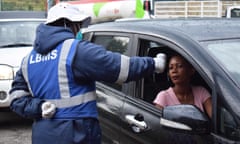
[96,82,125,143]
[0,47,31,67]
[87,18,240,41]
[83,18,240,144]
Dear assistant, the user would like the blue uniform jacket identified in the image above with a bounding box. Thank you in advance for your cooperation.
[9,23,155,119]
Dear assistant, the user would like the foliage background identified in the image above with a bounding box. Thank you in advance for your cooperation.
[1,0,46,11]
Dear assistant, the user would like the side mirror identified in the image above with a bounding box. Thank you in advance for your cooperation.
[160,105,210,134]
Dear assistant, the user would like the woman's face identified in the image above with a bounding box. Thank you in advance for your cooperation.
[168,55,194,85]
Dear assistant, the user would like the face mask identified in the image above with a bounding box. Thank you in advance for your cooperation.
[76,31,82,40]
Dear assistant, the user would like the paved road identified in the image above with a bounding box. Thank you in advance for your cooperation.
[0,113,108,144]
[0,113,32,144]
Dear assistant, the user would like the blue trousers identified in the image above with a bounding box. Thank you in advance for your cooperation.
[32,118,101,144]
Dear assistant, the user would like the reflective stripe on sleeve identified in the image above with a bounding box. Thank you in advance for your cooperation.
[21,54,34,95]
[9,90,31,101]
[116,55,130,84]
[46,91,97,108]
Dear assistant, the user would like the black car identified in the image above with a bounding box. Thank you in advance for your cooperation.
[83,18,240,144]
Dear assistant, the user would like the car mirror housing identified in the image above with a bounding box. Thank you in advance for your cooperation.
[160,105,210,134]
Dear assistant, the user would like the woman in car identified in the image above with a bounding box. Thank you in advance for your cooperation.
[153,54,212,118]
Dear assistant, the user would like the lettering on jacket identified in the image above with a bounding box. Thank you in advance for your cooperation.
[29,49,58,64]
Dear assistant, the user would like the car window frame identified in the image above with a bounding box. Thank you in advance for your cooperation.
[135,35,213,94]
[87,31,135,57]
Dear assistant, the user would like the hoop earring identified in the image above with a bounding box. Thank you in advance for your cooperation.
[167,74,170,82]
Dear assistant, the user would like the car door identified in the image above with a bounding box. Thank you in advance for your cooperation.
[120,90,170,144]
[84,31,134,143]
[96,82,125,144]
[85,32,213,144]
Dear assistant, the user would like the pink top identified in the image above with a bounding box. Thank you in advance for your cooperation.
[153,86,211,112]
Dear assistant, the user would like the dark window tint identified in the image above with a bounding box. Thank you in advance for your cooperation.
[92,35,130,91]
[93,35,129,55]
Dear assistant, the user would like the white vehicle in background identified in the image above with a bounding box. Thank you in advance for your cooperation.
[226,6,240,18]
[47,0,152,24]
[0,11,45,117]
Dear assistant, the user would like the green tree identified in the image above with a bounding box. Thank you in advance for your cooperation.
[1,0,45,11]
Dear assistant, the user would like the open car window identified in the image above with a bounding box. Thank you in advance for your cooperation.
[137,38,212,109]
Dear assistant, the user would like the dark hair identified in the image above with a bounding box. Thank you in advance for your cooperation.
[47,18,82,35]
[167,53,192,69]
[47,18,81,27]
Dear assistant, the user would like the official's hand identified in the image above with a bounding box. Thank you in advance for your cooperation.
[41,101,56,119]
[153,53,166,73]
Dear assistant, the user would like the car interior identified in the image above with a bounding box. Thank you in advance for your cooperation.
[142,44,211,106]
[143,46,171,103]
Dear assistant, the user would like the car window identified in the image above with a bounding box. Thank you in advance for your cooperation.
[93,35,129,54]
[231,8,240,17]
[136,39,169,102]
[92,35,130,91]
[204,39,240,86]
[0,21,41,47]
[138,38,212,105]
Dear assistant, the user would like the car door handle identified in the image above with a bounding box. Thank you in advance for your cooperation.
[125,114,148,133]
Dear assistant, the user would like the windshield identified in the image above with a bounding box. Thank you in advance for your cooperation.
[231,8,240,18]
[0,21,41,47]
[204,39,240,85]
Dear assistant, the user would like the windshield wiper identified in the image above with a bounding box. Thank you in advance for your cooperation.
[0,43,33,48]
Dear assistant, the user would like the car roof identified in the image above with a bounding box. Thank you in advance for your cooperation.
[87,18,240,41]
[0,11,47,19]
